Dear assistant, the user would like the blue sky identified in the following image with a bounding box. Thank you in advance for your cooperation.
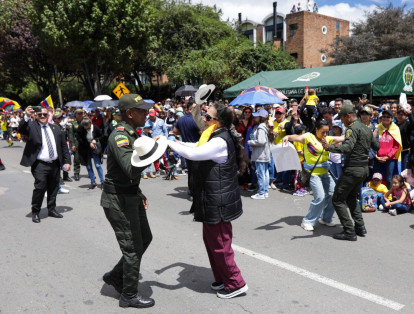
[197,0,413,24]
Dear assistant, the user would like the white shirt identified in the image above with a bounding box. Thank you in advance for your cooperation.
[167,137,228,164]
[86,124,94,143]
[10,117,20,128]
[37,122,58,162]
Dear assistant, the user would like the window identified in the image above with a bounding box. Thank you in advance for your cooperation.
[290,53,298,59]
[336,21,340,31]
[289,23,298,37]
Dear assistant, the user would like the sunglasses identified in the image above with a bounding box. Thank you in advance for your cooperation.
[205,114,217,122]
[37,113,48,117]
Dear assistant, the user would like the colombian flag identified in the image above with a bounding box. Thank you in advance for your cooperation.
[40,95,54,110]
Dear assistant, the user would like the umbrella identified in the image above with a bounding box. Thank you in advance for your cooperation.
[175,85,197,97]
[239,86,288,101]
[229,86,285,106]
[94,95,112,101]
[89,99,119,109]
[65,100,85,108]
[0,97,20,111]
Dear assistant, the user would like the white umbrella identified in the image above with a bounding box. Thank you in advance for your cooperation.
[94,95,112,101]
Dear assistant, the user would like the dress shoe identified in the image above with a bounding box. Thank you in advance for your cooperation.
[119,294,155,308]
[103,272,122,294]
[32,213,40,223]
[89,183,97,190]
[74,174,80,181]
[333,230,357,241]
[355,225,367,237]
[63,176,73,182]
[48,209,63,218]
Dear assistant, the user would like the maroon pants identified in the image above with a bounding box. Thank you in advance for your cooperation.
[153,156,169,171]
[202,221,245,290]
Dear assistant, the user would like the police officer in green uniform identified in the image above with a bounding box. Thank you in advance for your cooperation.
[322,104,380,241]
[68,108,84,181]
[100,94,156,309]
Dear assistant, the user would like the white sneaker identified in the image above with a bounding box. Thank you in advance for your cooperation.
[270,183,277,190]
[103,154,107,159]
[318,218,336,227]
[264,193,269,198]
[251,193,265,200]
[389,209,397,216]
[378,204,384,211]
[301,222,314,231]
[58,188,69,194]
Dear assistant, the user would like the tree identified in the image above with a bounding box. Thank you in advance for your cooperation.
[326,3,414,65]
[166,37,297,91]
[0,0,65,100]
[32,0,155,98]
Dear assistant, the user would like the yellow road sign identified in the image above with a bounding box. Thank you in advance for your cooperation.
[113,83,130,99]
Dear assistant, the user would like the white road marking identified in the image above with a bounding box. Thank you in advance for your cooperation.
[233,244,405,311]
[23,170,31,174]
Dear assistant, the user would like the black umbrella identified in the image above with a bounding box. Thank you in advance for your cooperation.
[175,85,197,97]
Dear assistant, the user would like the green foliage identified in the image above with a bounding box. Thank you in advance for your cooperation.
[327,3,414,65]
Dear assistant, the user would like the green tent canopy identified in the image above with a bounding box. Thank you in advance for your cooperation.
[224,56,414,99]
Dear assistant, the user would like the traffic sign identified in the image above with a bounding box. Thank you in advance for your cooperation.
[113,83,130,99]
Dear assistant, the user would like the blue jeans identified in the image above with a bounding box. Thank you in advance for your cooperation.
[87,153,104,184]
[255,162,269,195]
[304,173,335,225]
[268,155,275,180]
[380,197,410,214]
[250,162,258,185]
[373,159,399,188]
[142,163,154,174]
[330,163,342,182]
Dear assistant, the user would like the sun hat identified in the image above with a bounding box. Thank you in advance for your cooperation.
[252,108,269,118]
[131,136,168,167]
[195,84,215,105]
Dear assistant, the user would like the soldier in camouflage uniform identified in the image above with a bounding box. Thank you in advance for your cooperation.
[67,108,84,181]
[100,94,156,309]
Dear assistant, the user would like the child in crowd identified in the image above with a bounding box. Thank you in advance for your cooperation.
[381,175,411,216]
[401,162,414,199]
[165,146,179,180]
[329,122,343,181]
[293,125,308,196]
[367,173,390,210]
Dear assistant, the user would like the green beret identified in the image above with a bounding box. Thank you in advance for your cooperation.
[118,94,153,111]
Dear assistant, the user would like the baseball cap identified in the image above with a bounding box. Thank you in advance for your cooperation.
[360,106,373,115]
[74,108,83,114]
[252,108,269,118]
[118,94,153,111]
[332,121,343,129]
[289,98,298,104]
[381,109,393,117]
[275,106,285,114]
[113,108,121,115]
[338,104,355,117]
[148,109,157,116]
[176,111,184,117]
[372,173,382,180]
[53,112,63,119]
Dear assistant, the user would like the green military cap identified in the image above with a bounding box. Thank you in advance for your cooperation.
[118,94,153,111]
[360,105,373,115]
[113,108,121,115]
[53,112,63,119]
[338,104,355,117]
[74,108,83,114]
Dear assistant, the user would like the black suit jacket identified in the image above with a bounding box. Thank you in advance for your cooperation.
[18,118,71,167]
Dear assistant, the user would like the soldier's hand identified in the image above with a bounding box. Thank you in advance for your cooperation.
[140,193,149,210]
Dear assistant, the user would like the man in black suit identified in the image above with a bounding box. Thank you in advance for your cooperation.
[19,106,71,223]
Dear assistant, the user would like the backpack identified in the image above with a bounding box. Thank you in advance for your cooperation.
[360,187,377,212]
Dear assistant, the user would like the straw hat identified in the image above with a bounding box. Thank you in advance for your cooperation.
[131,136,168,167]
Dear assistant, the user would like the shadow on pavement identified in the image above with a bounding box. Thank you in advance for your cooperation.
[255,215,343,240]
[410,224,414,229]
[142,262,215,294]
[166,187,191,200]
[25,206,73,219]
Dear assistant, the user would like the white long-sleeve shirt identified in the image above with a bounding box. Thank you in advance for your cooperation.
[167,137,228,164]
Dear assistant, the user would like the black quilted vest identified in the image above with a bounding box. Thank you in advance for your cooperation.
[190,128,243,224]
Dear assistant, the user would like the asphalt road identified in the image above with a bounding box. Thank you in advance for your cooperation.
[1,142,414,313]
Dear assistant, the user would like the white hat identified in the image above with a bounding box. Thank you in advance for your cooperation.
[131,136,168,167]
[176,107,183,112]
[195,84,215,105]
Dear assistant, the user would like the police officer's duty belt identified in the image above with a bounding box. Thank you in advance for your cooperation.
[344,161,368,167]
[103,182,139,194]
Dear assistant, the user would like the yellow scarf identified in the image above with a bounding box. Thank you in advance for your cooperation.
[377,122,402,161]
[198,123,218,146]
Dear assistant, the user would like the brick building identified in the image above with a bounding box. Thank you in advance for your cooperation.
[241,10,349,68]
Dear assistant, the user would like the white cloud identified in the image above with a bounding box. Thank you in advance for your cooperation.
[195,0,377,25]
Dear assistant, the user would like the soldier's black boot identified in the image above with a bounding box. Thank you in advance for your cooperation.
[333,230,357,241]
[74,173,80,181]
[119,294,155,308]
[355,225,367,237]
[102,272,122,294]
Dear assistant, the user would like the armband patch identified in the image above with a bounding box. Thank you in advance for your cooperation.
[345,129,352,138]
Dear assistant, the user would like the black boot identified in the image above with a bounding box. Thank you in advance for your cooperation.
[333,230,357,241]
[63,171,73,182]
[119,294,155,308]
[355,225,367,237]
[74,173,80,181]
